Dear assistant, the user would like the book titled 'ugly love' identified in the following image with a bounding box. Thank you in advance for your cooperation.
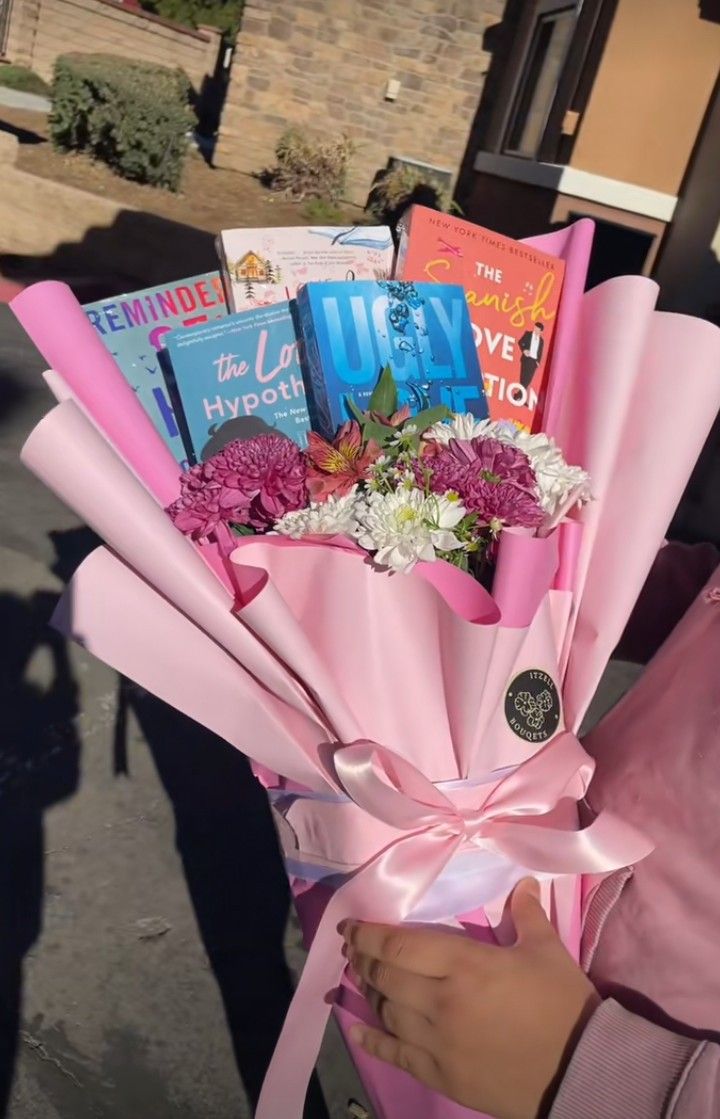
[162,303,311,464]
[396,206,565,430]
[217,225,395,312]
[83,272,227,466]
[296,279,488,439]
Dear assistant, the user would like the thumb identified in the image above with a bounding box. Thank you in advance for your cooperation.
[510,878,554,945]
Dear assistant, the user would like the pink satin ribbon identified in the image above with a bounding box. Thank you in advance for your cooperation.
[256,732,651,1119]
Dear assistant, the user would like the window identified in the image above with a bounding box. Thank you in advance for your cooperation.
[0,0,13,55]
[484,0,616,165]
[504,4,578,158]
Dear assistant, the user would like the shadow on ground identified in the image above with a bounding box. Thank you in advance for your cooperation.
[0,522,328,1118]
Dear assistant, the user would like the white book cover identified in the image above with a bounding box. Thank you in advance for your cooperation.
[217,225,395,311]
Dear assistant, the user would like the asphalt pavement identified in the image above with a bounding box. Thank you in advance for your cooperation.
[0,303,364,1118]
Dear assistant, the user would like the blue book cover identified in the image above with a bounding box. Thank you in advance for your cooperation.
[297,279,488,439]
[162,303,311,463]
[83,272,227,467]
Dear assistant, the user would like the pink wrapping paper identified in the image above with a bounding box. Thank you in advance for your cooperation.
[17,260,720,1119]
[12,281,180,506]
[523,218,595,435]
[20,401,653,1119]
[543,278,720,726]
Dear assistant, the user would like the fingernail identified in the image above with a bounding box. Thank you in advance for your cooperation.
[519,877,541,899]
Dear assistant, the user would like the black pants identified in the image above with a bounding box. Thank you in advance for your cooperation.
[520,355,539,390]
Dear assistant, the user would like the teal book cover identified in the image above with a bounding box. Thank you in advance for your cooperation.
[296,279,487,439]
[162,302,311,463]
[83,272,227,466]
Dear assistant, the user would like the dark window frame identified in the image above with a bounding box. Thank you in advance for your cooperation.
[484,0,617,165]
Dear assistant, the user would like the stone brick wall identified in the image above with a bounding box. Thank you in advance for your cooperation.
[214,0,504,204]
[5,0,222,89]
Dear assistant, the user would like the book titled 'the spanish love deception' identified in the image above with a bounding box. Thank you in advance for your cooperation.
[83,272,227,466]
[162,303,311,464]
[296,279,488,440]
[396,205,565,430]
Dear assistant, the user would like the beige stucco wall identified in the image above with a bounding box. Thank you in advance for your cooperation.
[570,0,720,194]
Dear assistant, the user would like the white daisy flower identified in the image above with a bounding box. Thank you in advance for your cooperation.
[354,489,467,573]
[424,413,498,444]
[274,488,361,539]
[499,430,591,516]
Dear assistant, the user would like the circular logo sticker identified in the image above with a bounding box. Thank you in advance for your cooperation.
[505,670,561,743]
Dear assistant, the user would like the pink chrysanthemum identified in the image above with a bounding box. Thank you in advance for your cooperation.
[418,436,544,529]
[167,435,307,538]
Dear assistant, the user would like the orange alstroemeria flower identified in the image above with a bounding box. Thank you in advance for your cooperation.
[306,421,381,501]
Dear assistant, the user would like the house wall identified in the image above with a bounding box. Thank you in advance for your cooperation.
[214,0,504,204]
[570,0,720,195]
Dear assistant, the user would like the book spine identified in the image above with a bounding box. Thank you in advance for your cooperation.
[393,214,411,279]
[296,288,335,441]
[215,235,237,313]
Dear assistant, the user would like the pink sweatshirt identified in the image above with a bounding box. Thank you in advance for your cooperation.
[551,542,720,1119]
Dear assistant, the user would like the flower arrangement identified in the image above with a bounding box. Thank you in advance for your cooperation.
[168,367,590,578]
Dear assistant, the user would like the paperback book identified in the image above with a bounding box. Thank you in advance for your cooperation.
[217,225,395,312]
[162,302,311,463]
[395,205,565,429]
[83,272,227,465]
[296,279,487,439]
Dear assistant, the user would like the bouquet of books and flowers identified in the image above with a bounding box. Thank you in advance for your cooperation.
[11,209,720,1119]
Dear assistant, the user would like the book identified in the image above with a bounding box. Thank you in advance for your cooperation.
[296,279,488,439]
[83,272,227,466]
[395,206,565,430]
[217,225,395,312]
[162,303,311,464]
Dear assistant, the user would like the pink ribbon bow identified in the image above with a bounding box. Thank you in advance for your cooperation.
[257,732,652,1119]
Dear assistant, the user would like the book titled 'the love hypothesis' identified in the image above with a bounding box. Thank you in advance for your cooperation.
[162,303,311,464]
[396,206,565,431]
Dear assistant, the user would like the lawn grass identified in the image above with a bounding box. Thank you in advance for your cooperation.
[0,64,50,97]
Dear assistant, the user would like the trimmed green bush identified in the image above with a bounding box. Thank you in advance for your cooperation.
[50,54,194,191]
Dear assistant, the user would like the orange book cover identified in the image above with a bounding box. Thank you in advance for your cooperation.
[396,206,565,430]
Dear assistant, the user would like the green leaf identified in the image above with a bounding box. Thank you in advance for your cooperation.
[368,364,398,418]
[345,395,366,425]
[439,549,470,572]
[230,523,256,537]
[362,420,396,447]
[406,404,452,437]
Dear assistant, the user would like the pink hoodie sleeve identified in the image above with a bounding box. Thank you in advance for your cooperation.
[550,1000,719,1119]
[616,541,719,663]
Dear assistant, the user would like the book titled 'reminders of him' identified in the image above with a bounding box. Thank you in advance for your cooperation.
[83,272,227,466]
[296,279,488,440]
[162,303,311,464]
[217,225,395,312]
[395,206,565,430]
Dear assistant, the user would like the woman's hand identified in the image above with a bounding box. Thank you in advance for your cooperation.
[341,879,599,1119]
